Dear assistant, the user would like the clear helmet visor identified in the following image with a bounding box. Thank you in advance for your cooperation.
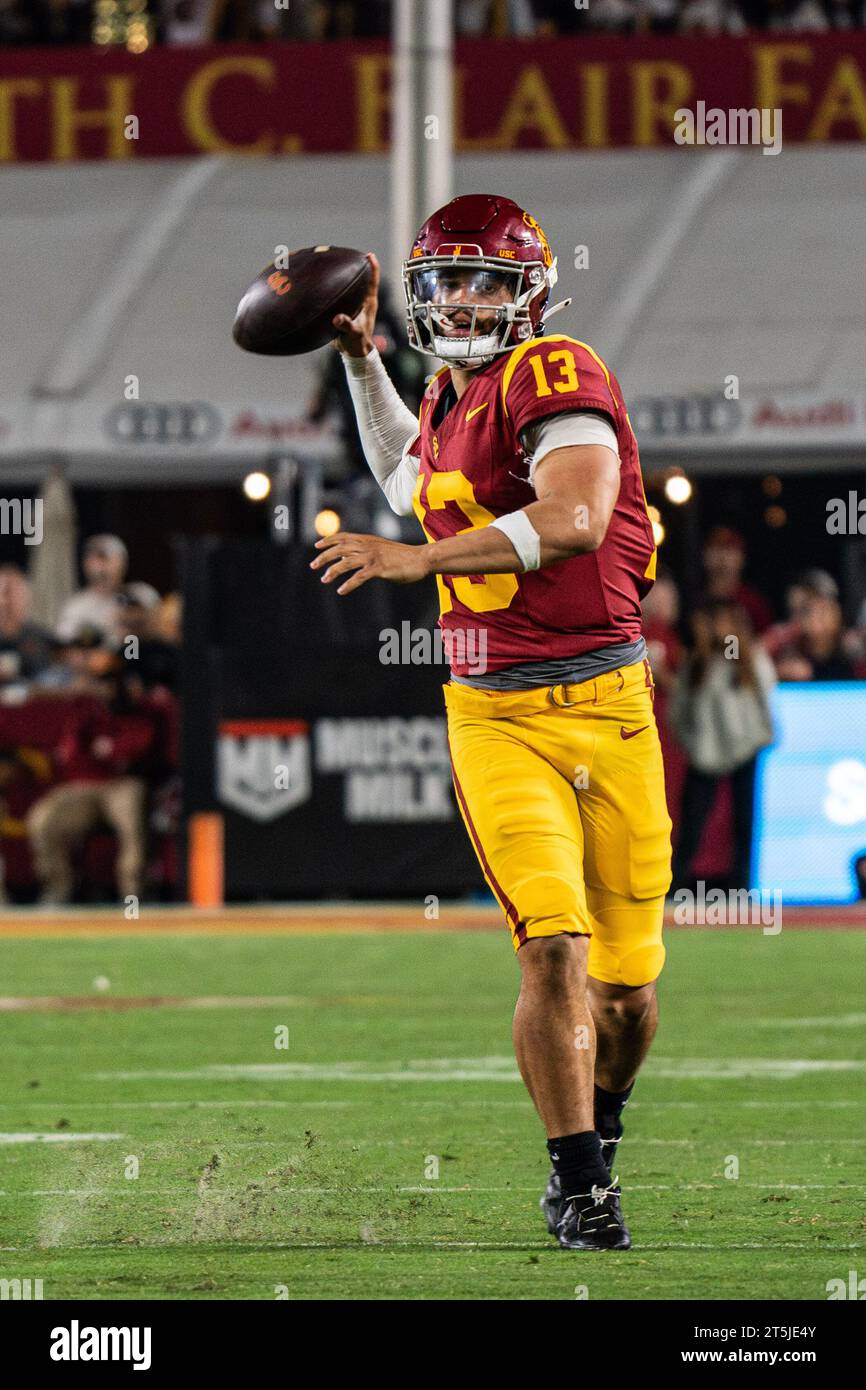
[410,265,520,306]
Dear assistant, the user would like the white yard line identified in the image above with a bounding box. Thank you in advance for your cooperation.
[0,995,394,1012]
[0,1133,122,1144]
[752,1014,866,1029]
[0,1098,862,1110]
[86,1056,866,1083]
[0,1239,860,1252]
[1,1181,863,1197]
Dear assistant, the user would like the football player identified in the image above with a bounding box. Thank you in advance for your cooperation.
[311,195,672,1250]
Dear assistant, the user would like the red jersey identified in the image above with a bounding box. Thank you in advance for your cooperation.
[409,333,657,676]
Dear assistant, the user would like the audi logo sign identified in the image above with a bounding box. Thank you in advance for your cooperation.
[105,402,221,446]
[630,394,741,438]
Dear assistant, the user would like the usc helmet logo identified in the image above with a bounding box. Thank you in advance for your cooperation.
[522,211,553,269]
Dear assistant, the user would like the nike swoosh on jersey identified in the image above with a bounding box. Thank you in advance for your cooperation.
[620,725,649,740]
[466,402,489,421]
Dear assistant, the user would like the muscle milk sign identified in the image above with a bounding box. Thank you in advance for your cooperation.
[217,716,454,824]
[315,717,454,823]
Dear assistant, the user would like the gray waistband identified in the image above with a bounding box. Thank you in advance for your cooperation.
[450,636,648,691]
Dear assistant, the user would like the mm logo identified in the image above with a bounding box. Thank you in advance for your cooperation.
[0,1277,43,1300]
[217,719,311,822]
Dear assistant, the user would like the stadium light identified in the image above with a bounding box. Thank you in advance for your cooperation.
[242,471,271,502]
[664,472,692,505]
[647,504,666,546]
[315,509,342,537]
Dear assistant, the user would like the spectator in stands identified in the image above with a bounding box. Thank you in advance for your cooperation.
[7,0,866,43]
[0,565,55,694]
[156,591,182,645]
[458,0,538,35]
[763,567,835,662]
[26,668,159,905]
[159,0,217,44]
[255,0,329,39]
[532,0,638,29]
[773,583,866,680]
[701,525,773,634]
[113,582,179,693]
[308,0,391,38]
[55,534,128,647]
[0,0,36,43]
[678,0,747,30]
[668,598,776,890]
[740,0,827,27]
[824,0,865,28]
[4,0,95,45]
[635,0,681,30]
[849,588,866,666]
[641,564,681,693]
[32,631,113,694]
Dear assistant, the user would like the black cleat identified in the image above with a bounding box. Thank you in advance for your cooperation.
[555,1179,632,1251]
[539,1169,565,1235]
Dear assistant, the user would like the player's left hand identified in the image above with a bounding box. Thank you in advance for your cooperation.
[311,532,430,594]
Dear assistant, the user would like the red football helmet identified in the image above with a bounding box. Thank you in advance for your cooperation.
[402,193,562,368]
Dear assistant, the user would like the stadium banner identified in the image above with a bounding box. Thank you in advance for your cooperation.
[2,33,866,163]
[2,389,865,473]
[628,387,866,453]
[180,538,481,899]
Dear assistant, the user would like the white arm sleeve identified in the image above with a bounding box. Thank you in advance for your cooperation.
[521,410,619,489]
[342,347,421,515]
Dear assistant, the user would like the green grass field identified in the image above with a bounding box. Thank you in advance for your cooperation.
[2,925,864,1300]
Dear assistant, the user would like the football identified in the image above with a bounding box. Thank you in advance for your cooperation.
[232,245,373,356]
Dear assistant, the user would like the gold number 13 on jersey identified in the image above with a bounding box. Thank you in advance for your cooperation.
[412,470,519,615]
[529,349,579,397]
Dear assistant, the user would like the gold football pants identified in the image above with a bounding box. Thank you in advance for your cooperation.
[444,659,672,986]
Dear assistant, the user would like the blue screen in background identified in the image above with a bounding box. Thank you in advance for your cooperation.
[754,682,866,903]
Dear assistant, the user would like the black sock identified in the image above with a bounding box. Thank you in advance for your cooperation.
[594,1082,634,1140]
[547,1130,610,1198]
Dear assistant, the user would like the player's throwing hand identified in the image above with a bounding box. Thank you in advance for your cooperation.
[331,252,380,358]
[311,531,429,593]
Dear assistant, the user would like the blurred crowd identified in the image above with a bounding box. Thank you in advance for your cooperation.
[642,525,866,891]
[0,536,180,906]
[2,0,865,46]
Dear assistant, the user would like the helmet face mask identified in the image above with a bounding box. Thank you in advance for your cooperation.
[402,195,559,369]
[405,261,526,365]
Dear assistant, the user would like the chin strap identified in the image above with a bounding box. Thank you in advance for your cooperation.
[539,297,573,330]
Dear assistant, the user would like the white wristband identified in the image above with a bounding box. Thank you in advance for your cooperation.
[489,510,541,572]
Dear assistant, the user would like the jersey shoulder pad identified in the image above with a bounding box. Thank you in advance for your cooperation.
[501,335,619,426]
